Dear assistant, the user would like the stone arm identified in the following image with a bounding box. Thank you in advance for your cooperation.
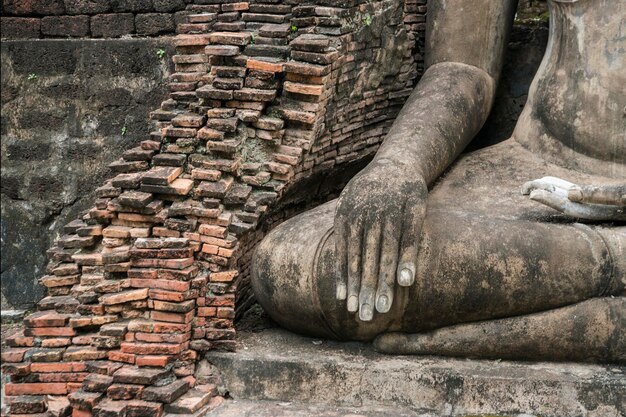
[373,0,519,183]
[334,0,519,321]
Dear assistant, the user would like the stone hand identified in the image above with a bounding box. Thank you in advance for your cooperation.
[334,161,427,321]
[522,177,626,221]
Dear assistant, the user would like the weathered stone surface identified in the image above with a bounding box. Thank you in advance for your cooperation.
[5,395,47,414]
[1,38,174,308]
[141,379,190,404]
[82,374,115,393]
[113,366,171,386]
[164,389,211,414]
[207,328,626,417]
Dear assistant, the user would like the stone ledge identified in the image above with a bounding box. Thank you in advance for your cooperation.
[205,328,625,417]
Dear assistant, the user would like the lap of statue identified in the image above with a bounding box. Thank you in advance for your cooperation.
[252,0,626,364]
[251,139,626,363]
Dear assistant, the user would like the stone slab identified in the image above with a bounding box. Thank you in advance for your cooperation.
[205,328,625,417]
[203,399,421,417]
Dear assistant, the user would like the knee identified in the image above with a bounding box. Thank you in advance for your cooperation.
[251,202,338,339]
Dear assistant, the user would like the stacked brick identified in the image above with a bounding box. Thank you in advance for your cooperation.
[2,1,427,416]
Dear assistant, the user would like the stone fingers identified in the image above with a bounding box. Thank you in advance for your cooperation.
[359,221,382,322]
[375,219,400,314]
[334,217,349,301]
[397,198,424,286]
[530,189,626,221]
[521,176,576,198]
[347,219,364,313]
[568,184,626,207]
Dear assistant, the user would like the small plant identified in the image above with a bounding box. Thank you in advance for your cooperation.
[290,24,298,33]
[27,73,37,81]
[121,126,128,136]
[250,33,256,44]
[363,13,372,26]
[156,48,166,59]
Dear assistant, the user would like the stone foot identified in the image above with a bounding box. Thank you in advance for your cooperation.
[373,297,625,363]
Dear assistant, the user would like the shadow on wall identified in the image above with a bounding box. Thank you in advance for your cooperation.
[0,14,548,310]
[0,39,174,309]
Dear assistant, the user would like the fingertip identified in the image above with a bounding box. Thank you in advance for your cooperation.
[376,294,390,313]
[347,295,359,312]
[359,303,373,322]
[397,262,415,286]
[336,282,347,300]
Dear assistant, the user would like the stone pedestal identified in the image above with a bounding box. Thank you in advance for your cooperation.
[206,328,625,417]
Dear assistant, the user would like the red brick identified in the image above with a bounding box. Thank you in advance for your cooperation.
[131,258,194,270]
[126,400,163,417]
[72,409,92,417]
[197,307,217,317]
[67,382,84,393]
[69,390,103,411]
[108,351,136,364]
[284,81,324,96]
[24,311,72,327]
[107,384,144,400]
[38,372,88,383]
[127,269,158,279]
[148,288,189,302]
[153,322,192,334]
[41,338,72,348]
[120,342,184,355]
[210,271,238,282]
[135,356,171,367]
[1,362,31,376]
[5,383,68,396]
[217,307,235,319]
[25,327,76,337]
[31,362,86,373]
[1,347,30,362]
[247,58,284,73]
[100,289,149,305]
[134,332,190,344]
[198,224,227,238]
[150,310,194,324]
[63,347,107,361]
[5,330,35,347]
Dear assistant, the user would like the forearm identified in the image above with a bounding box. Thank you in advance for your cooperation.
[373,62,495,185]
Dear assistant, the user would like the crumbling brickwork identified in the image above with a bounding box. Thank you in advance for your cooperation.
[1,1,426,416]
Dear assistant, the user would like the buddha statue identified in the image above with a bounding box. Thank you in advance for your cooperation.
[251,0,625,363]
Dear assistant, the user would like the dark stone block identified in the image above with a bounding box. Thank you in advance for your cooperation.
[41,15,90,37]
[1,38,173,308]
[0,17,41,39]
[91,14,135,38]
[111,0,152,13]
[152,0,185,13]
[135,13,175,36]
[63,0,110,15]
[6,142,52,161]
[3,0,65,15]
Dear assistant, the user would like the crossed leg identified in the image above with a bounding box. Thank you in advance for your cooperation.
[251,140,626,363]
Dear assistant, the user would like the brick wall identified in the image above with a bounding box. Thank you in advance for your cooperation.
[1,0,191,39]
[1,38,176,309]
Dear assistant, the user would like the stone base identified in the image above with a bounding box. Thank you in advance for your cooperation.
[205,328,625,417]
[0,309,26,324]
